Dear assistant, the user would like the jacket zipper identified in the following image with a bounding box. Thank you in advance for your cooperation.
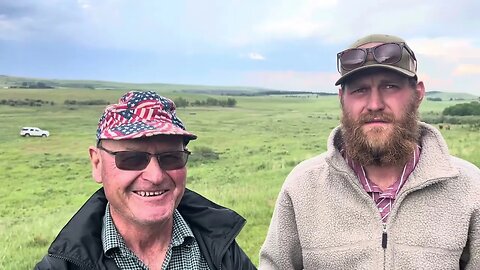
[336,163,451,270]
[382,223,387,270]
[382,223,387,248]
[379,178,448,270]
[49,253,91,270]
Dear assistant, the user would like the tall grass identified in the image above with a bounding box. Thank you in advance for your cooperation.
[0,89,479,269]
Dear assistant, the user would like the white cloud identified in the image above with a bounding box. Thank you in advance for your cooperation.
[453,64,480,76]
[257,18,325,40]
[77,0,91,9]
[410,37,480,93]
[229,0,336,45]
[242,70,339,92]
[248,52,265,61]
[410,37,480,61]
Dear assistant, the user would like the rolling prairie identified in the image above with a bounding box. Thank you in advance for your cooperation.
[0,88,479,269]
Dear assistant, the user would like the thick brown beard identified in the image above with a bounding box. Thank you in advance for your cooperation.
[341,100,420,166]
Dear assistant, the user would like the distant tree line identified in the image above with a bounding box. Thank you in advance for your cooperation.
[0,98,111,107]
[181,89,337,97]
[174,97,237,108]
[64,99,110,105]
[9,82,54,89]
[421,101,480,129]
[443,101,480,116]
[0,98,54,106]
[422,114,480,125]
[426,97,480,102]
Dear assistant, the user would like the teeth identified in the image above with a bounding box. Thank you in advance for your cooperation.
[136,190,166,197]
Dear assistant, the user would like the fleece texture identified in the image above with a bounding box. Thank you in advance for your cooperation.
[259,122,480,270]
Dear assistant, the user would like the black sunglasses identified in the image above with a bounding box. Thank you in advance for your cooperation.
[337,42,417,72]
[97,145,191,171]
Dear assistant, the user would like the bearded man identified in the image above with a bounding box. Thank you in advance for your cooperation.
[259,34,480,270]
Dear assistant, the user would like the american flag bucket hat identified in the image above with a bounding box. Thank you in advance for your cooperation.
[96,91,197,142]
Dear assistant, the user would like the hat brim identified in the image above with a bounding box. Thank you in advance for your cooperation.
[98,121,197,141]
[335,64,416,86]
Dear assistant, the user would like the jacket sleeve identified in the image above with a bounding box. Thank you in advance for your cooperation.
[259,189,303,270]
[462,208,480,270]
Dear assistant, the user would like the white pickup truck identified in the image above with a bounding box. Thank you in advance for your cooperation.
[20,127,50,137]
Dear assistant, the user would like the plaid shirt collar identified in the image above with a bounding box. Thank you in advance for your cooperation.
[102,203,195,259]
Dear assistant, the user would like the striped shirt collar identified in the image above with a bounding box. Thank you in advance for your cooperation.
[344,145,421,198]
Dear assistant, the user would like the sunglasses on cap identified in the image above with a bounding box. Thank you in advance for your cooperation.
[97,145,191,171]
[337,42,417,72]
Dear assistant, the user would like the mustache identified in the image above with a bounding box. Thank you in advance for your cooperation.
[358,112,395,124]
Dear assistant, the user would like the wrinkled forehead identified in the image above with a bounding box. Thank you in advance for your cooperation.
[344,68,410,87]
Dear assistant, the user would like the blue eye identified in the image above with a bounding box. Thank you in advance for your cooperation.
[352,88,367,94]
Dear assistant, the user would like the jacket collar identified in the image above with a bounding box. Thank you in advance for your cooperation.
[177,189,247,269]
[47,188,246,269]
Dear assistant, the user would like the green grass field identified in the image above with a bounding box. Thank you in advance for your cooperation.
[1,89,479,269]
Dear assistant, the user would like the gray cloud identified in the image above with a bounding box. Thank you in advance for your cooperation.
[0,0,478,94]
[0,2,36,18]
[0,0,84,41]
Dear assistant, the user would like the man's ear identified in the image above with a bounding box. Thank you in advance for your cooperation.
[89,146,103,184]
[338,87,344,108]
[416,81,425,103]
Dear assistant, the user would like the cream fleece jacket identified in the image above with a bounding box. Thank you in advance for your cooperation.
[259,123,480,270]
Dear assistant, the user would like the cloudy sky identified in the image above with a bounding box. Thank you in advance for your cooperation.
[0,0,479,95]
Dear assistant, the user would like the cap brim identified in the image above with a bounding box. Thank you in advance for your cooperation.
[335,64,416,86]
[98,121,197,141]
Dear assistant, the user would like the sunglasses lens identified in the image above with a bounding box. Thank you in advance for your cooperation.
[340,49,367,71]
[373,43,402,64]
[111,150,189,171]
[115,152,149,170]
[158,152,188,170]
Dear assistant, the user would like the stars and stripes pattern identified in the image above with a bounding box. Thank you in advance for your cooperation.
[96,90,196,140]
[344,145,421,223]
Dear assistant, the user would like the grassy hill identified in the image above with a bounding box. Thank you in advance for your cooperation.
[0,86,479,268]
[1,74,478,99]
[0,74,270,94]
[426,91,478,101]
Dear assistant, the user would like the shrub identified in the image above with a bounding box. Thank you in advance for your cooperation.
[443,101,480,116]
[189,146,220,165]
[174,97,189,108]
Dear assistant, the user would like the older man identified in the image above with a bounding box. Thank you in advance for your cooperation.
[260,34,480,269]
[35,91,256,269]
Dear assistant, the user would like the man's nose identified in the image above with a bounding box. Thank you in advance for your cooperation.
[366,89,385,112]
[142,156,167,183]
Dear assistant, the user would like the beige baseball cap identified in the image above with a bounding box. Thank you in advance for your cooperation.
[335,34,417,86]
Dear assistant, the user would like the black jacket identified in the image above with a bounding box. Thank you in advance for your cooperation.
[34,188,256,270]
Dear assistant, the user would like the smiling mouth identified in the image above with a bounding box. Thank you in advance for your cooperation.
[134,190,168,197]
